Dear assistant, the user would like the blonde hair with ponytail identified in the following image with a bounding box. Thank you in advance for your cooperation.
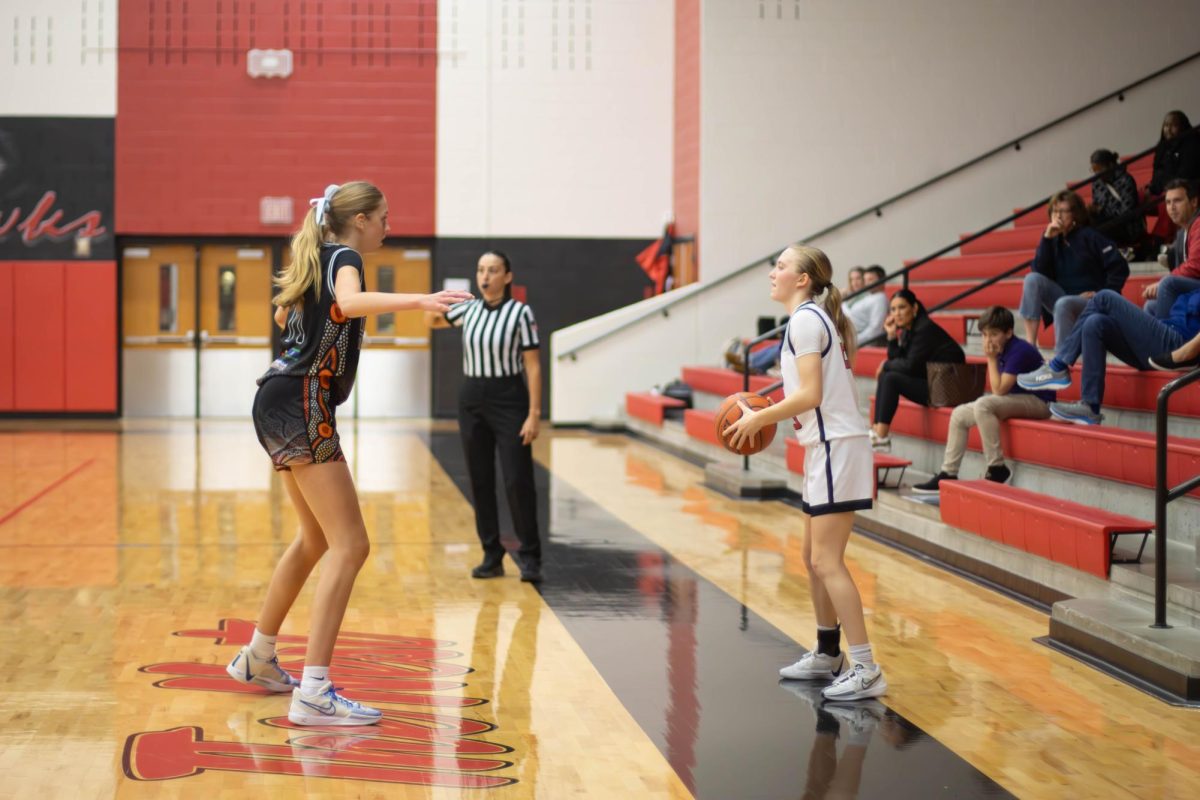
[784,244,857,359]
[274,180,384,308]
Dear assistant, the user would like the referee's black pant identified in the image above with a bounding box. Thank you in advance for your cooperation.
[457,375,541,564]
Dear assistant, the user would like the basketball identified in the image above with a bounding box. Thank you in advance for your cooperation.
[714,392,777,456]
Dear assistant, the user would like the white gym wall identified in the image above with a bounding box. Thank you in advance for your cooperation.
[0,0,117,116]
[552,0,1200,424]
[436,0,674,238]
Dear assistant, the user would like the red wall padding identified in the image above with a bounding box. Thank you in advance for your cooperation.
[14,263,66,409]
[0,264,13,410]
[116,1,437,237]
[4,261,117,414]
[65,262,118,412]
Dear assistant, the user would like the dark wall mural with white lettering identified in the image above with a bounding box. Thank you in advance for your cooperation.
[0,117,114,260]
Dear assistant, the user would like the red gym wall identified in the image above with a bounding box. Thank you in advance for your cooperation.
[0,262,117,413]
[673,0,700,248]
[0,118,116,414]
[115,0,438,237]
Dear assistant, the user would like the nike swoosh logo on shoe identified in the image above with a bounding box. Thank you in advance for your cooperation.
[299,699,338,716]
[862,673,879,689]
[244,655,253,683]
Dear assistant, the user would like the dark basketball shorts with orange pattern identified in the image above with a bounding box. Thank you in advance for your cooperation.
[252,374,345,471]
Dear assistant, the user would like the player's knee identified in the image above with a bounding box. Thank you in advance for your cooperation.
[330,532,370,568]
[297,530,329,562]
[808,550,842,581]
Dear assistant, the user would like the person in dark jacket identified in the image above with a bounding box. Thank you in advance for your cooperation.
[1148,111,1200,196]
[1087,149,1143,248]
[870,289,964,449]
[1017,189,1129,349]
[1146,110,1200,247]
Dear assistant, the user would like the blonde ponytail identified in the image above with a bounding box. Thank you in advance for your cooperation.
[275,207,325,307]
[273,180,384,308]
[823,282,857,360]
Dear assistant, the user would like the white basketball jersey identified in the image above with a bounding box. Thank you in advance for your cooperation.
[780,301,869,447]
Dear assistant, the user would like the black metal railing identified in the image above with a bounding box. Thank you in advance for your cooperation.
[556,50,1200,363]
[1152,367,1200,629]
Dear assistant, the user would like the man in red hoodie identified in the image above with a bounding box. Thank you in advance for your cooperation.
[1143,179,1200,319]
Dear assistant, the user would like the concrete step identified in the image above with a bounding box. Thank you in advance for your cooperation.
[1050,597,1200,702]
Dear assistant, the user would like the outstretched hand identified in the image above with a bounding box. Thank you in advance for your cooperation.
[722,398,764,451]
[420,290,475,313]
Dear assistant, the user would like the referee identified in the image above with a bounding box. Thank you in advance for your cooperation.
[429,251,544,582]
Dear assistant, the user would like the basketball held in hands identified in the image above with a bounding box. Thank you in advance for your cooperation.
[715,392,777,456]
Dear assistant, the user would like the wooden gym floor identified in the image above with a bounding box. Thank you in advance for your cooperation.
[1,419,1197,799]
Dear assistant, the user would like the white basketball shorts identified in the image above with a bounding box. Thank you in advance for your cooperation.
[801,435,874,517]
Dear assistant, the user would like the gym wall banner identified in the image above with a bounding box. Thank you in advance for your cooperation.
[0,117,114,261]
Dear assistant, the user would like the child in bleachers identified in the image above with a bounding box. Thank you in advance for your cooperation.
[912,307,1052,493]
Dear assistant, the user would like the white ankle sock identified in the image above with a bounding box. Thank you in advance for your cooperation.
[847,643,875,669]
[249,629,277,660]
[301,666,330,695]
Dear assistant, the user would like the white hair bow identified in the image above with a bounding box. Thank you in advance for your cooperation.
[309,183,340,227]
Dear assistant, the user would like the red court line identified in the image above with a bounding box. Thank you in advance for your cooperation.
[0,459,97,528]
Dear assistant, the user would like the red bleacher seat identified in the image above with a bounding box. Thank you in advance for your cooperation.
[625,392,687,426]
[680,366,785,403]
[930,313,969,344]
[885,276,1156,310]
[879,398,1200,493]
[940,479,1152,578]
[684,408,722,447]
[959,226,1043,256]
[903,253,1033,281]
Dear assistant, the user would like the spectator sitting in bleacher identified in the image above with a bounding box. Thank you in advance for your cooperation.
[870,289,965,450]
[912,307,1052,494]
[844,266,865,297]
[1018,189,1129,350]
[1146,111,1199,248]
[725,316,788,376]
[1143,179,1200,319]
[849,265,889,346]
[1017,287,1200,425]
[1087,149,1143,249]
[1147,111,1200,197]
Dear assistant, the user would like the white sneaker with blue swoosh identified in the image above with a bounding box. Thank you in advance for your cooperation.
[225,645,299,693]
[288,681,383,726]
[821,662,887,701]
[779,649,846,681]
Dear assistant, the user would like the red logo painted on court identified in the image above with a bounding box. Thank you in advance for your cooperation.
[122,618,515,789]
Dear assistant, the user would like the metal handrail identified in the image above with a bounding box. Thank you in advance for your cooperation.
[1152,366,1200,629]
[557,50,1200,362]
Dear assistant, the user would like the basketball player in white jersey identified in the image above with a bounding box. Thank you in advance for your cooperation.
[724,244,887,701]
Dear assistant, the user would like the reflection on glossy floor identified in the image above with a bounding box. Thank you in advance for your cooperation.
[1,420,1197,799]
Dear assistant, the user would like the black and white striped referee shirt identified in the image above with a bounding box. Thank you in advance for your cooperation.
[446,298,540,378]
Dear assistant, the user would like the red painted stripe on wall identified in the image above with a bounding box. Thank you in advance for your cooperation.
[674,0,701,246]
